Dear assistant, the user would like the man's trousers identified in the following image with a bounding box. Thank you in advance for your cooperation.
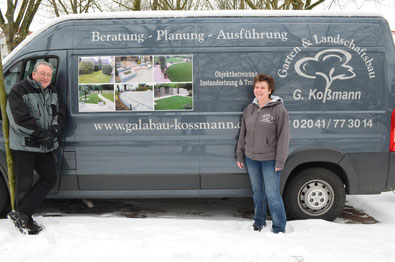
[12,150,58,217]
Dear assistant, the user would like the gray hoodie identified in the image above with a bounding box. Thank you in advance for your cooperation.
[236,96,290,169]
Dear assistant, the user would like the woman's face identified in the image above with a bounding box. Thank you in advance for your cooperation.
[254,81,271,100]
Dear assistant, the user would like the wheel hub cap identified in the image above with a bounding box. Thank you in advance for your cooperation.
[298,179,335,216]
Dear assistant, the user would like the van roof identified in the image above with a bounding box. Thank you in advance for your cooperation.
[3,10,385,65]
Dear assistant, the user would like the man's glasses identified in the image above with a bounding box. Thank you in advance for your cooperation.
[38,72,52,78]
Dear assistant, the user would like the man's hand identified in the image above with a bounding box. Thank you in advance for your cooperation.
[36,131,55,149]
[237,161,244,169]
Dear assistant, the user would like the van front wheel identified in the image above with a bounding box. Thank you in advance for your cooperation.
[283,168,345,221]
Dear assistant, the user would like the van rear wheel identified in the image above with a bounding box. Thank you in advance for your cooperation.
[0,177,10,218]
[283,168,345,221]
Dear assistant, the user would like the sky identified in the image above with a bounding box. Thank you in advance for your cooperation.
[319,0,395,29]
[0,0,395,31]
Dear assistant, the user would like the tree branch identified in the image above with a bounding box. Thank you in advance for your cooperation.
[0,9,6,28]
[113,0,134,11]
[15,0,29,27]
[306,0,325,10]
[19,0,42,39]
[49,0,61,17]
[245,0,258,10]
[92,0,104,11]
[70,0,77,13]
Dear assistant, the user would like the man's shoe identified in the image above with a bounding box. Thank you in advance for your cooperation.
[28,217,43,234]
[7,210,31,235]
[7,211,41,235]
[253,225,263,232]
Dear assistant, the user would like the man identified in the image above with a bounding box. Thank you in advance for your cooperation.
[6,61,66,235]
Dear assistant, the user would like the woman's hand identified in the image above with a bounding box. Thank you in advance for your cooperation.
[237,161,244,169]
[275,168,281,172]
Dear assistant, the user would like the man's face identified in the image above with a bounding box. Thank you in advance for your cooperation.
[32,65,53,89]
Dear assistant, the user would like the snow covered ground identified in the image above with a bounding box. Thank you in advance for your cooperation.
[1,192,395,262]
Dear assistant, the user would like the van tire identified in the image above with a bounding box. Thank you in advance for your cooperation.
[283,167,345,221]
[0,176,10,218]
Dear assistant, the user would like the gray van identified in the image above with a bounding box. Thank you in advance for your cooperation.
[1,11,395,221]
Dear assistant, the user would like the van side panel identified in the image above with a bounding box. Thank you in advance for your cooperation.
[347,153,389,193]
[3,15,394,199]
[70,17,391,195]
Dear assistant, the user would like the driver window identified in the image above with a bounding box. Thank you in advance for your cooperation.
[4,62,21,94]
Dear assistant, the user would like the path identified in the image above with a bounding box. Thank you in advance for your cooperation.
[119,90,153,111]
[79,94,115,112]
[126,68,153,83]
[98,94,115,108]
[154,65,171,82]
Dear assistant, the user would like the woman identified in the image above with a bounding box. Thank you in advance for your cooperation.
[236,73,290,233]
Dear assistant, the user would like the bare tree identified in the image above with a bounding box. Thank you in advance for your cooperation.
[110,0,148,11]
[110,0,143,11]
[215,0,243,10]
[153,0,201,10]
[110,0,208,11]
[0,50,15,211]
[44,0,105,17]
[0,0,42,52]
[325,0,394,10]
[216,0,325,10]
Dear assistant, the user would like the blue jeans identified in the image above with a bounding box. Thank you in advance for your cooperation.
[246,157,287,233]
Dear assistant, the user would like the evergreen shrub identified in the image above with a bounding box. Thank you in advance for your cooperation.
[79,61,95,74]
[102,64,113,75]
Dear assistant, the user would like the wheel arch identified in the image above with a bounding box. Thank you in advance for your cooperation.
[281,147,359,195]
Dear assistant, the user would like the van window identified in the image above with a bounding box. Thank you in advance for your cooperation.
[3,57,59,96]
[23,57,58,84]
[4,62,22,94]
[0,63,22,120]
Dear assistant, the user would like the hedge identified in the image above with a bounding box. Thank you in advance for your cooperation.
[94,64,102,71]
[102,64,113,75]
[79,61,95,74]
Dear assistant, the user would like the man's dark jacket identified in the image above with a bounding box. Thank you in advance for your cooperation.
[6,77,66,152]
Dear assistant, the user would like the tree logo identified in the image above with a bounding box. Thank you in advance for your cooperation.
[294,49,356,103]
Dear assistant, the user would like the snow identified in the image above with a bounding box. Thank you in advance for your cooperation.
[1,192,395,262]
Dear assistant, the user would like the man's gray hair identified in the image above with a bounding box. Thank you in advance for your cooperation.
[33,61,54,73]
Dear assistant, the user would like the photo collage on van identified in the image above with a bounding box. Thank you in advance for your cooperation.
[78,55,193,112]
